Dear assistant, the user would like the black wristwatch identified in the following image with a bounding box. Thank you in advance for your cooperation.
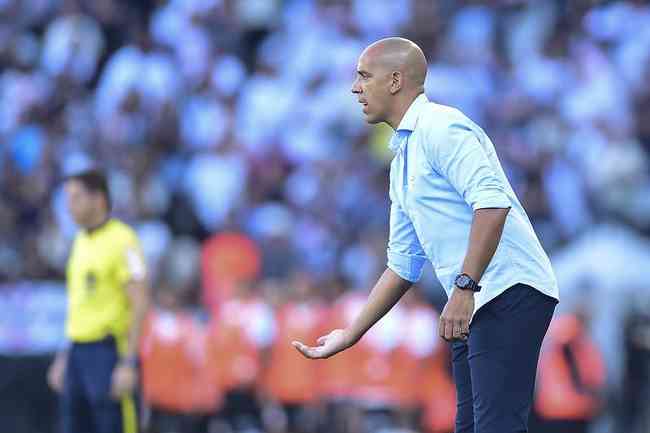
[454,273,481,292]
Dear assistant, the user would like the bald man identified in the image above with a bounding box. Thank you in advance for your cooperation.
[293,38,559,433]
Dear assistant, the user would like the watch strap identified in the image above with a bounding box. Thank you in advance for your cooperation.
[455,273,482,292]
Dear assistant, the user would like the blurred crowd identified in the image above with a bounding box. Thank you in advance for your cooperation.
[2,0,650,432]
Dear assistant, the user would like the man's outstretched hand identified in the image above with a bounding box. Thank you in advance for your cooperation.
[292,329,353,359]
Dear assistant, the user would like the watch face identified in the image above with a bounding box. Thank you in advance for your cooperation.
[457,275,470,287]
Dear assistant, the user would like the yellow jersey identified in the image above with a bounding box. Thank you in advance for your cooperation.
[66,218,147,347]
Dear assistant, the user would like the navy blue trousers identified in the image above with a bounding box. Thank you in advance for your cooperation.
[451,283,557,433]
[61,337,132,433]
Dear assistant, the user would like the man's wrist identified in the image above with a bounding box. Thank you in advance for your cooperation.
[454,273,482,292]
[343,328,360,348]
[453,285,475,297]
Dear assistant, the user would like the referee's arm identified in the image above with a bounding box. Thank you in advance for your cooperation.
[111,275,150,399]
[124,277,151,362]
[110,243,151,399]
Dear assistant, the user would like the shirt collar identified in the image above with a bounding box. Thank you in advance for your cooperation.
[396,93,428,132]
[388,93,428,153]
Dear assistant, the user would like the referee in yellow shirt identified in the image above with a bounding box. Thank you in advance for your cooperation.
[47,169,150,433]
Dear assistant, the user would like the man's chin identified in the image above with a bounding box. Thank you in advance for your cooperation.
[364,114,381,125]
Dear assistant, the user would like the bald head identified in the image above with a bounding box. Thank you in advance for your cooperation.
[351,38,428,128]
[361,37,427,92]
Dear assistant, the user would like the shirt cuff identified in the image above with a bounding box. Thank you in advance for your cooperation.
[470,190,512,211]
[387,250,426,283]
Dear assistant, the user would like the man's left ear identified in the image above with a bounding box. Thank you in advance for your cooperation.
[390,71,402,94]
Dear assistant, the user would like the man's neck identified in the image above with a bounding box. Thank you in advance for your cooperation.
[85,213,110,233]
[387,92,422,130]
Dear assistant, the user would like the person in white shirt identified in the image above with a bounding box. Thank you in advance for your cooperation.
[293,37,559,433]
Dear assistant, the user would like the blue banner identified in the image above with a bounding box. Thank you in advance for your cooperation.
[0,281,66,355]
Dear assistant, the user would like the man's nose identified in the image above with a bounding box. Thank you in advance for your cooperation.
[351,79,361,94]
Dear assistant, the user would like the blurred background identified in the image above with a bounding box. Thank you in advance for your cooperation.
[2,0,650,432]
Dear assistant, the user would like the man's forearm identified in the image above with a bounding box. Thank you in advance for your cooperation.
[460,207,510,282]
[347,268,412,343]
[125,281,150,360]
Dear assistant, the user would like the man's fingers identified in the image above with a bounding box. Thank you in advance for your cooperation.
[452,320,463,339]
[460,317,469,333]
[292,341,322,359]
[461,319,470,336]
[439,316,455,341]
[444,318,454,341]
[292,341,311,357]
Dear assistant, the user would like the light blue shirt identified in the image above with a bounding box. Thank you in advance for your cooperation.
[386,94,559,313]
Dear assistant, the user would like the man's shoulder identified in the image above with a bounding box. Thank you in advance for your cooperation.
[104,219,139,245]
[417,102,471,137]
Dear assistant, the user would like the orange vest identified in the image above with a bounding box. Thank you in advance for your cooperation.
[185,322,223,412]
[389,303,441,409]
[263,301,325,403]
[535,314,605,421]
[397,304,456,433]
[206,297,271,391]
[316,298,358,399]
[336,293,402,405]
[419,345,456,433]
[140,309,221,413]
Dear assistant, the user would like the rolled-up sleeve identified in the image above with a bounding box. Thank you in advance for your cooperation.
[430,122,511,211]
[387,202,427,282]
